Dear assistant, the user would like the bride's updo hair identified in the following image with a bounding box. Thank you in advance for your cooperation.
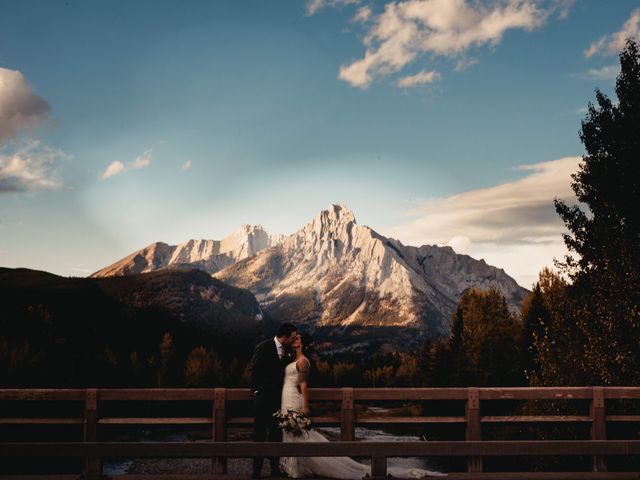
[300,333,314,355]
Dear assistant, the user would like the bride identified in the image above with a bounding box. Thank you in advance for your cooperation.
[280,333,446,479]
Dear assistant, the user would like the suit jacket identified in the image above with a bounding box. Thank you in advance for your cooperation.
[250,338,293,404]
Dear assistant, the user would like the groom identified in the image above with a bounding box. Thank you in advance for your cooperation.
[250,322,298,479]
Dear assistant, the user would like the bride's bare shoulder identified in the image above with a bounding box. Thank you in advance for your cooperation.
[296,356,311,370]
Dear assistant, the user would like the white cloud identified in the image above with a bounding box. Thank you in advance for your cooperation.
[181,160,192,171]
[338,0,553,89]
[0,67,51,144]
[385,156,581,287]
[306,0,359,16]
[101,149,153,180]
[100,160,125,180]
[0,140,66,193]
[585,9,640,58]
[131,149,152,169]
[397,69,441,87]
[353,5,372,23]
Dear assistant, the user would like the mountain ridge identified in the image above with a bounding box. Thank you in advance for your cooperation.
[214,204,528,344]
[91,224,284,278]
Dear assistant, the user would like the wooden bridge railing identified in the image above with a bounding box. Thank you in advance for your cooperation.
[1,387,639,479]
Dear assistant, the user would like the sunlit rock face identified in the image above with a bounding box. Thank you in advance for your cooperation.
[215,204,528,343]
[90,225,285,278]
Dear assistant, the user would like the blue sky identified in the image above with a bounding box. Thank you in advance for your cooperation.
[1,0,638,286]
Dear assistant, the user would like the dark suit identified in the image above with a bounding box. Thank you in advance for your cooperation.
[250,338,293,475]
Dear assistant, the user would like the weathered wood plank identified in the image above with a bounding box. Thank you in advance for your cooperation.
[214,388,227,474]
[83,388,100,480]
[603,387,640,399]
[340,388,354,441]
[98,417,213,424]
[358,416,468,424]
[226,416,340,426]
[591,387,608,472]
[481,415,592,423]
[93,474,640,480]
[441,474,640,480]
[466,387,482,473]
[0,476,81,480]
[1,440,638,457]
[606,415,640,422]
[0,418,84,425]
[97,388,216,401]
[479,387,594,400]
[0,389,85,401]
[354,388,469,400]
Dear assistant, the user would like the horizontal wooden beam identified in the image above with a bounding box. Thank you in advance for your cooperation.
[98,417,213,425]
[606,415,640,422]
[0,418,83,425]
[481,415,592,423]
[2,473,639,480]
[358,416,467,424]
[0,389,85,401]
[1,440,639,458]
[478,387,594,400]
[2,387,640,402]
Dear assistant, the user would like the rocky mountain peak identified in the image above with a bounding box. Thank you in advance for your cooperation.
[307,203,356,235]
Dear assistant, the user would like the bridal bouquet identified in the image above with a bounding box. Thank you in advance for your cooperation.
[273,409,312,437]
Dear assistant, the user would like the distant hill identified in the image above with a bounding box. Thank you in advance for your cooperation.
[0,267,266,387]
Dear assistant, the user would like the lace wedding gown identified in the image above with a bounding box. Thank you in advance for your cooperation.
[280,360,446,479]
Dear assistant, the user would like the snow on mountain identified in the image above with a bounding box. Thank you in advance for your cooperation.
[214,204,528,339]
[90,224,284,278]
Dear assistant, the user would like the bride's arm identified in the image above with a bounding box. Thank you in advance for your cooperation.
[297,358,311,415]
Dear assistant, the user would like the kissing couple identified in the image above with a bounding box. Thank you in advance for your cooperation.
[249,322,446,479]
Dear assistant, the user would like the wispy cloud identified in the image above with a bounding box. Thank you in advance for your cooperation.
[575,64,620,82]
[100,149,152,180]
[0,67,51,144]
[131,149,152,169]
[353,5,372,23]
[306,0,359,16]
[385,156,581,287]
[100,160,125,180]
[397,69,441,87]
[453,57,479,72]
[0,139,67,193]
[337,0,565,89]
[181,159,192,171]
[585,8,640,58]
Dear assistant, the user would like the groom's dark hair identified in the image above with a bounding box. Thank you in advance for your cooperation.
[276,322,297,337]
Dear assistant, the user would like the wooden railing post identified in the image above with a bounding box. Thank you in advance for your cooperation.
[213,388,227,476]
[341,387,355,441]
[591,386,607,472]
[83,388,99,480]
[370,455,388,480]
[466,387,482,472]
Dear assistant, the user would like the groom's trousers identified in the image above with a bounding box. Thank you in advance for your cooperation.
[253,394,283,474]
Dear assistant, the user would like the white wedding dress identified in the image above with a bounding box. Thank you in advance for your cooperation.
[279,360,446,479]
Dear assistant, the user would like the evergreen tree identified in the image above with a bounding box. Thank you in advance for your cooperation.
[554,39,640,384]
[520,284,549,382]
[157,332,177,387]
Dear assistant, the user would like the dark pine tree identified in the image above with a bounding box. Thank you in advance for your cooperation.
[554,39,640,385]
[520,284,549,383]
